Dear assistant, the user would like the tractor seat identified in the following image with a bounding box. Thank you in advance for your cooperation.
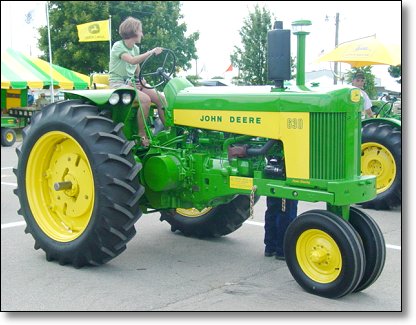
[91,74,110,89]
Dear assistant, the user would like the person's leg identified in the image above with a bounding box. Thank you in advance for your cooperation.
[110,82,152,146]
[136,91,152,146]
[264,197,281,256]
[275,199,298,258]
[141,88,166,125]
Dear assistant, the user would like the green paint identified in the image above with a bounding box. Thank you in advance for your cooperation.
[60,20,377,218]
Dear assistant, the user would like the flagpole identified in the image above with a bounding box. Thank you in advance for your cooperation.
[109,15,112,59]
[46,1,55,102]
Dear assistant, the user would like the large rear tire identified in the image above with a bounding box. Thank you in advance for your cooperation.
[284,210,365,298]
[15,100,144,267]
[361,122,401,210]
[160,195,254,238]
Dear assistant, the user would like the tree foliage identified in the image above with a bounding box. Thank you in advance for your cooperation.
[230,5,273,85]
[388,65,401,84]
[345,67,377,99]
[38,1,199,75]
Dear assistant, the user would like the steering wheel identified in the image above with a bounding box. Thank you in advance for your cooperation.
[138,48,176,89]
[375,102,392,118]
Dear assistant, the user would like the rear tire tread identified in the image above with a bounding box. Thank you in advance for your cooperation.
[15,101,144,267]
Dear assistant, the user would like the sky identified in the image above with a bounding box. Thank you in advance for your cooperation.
[0,1,404,91]
[179,1,403,90]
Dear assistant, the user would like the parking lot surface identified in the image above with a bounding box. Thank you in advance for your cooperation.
[1,143,402,311]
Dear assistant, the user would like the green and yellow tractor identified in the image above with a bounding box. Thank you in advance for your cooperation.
[1,88,38,147]
[15,22,386,299]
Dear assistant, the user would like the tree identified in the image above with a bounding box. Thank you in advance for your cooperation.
[388,65,401,84]
[345,67,377,99]
[38,1,199,75]
[230,5,274,85]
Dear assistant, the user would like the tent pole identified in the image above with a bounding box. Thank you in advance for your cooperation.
[109,16,112,62]
[46,1,55,102]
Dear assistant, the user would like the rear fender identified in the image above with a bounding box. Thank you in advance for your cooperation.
[362,117,401,128]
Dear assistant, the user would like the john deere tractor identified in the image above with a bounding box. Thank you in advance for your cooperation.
[15,21,385,299]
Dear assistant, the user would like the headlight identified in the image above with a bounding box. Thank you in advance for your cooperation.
[109,93,120,105]
[121,93,132,105]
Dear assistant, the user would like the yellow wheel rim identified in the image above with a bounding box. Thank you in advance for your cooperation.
[361,142,396,194]
[26,131,95,242]
[6,132,14,142]
[296,229,342,284]
[176,207,212,218]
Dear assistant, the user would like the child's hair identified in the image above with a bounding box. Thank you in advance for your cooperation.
[119,17,142,39]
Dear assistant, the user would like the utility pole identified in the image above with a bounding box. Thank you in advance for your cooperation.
[333,12,339,85]
[25,10,34,56]
[46,1,54,103]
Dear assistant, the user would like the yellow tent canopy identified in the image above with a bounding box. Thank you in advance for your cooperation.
[1,48,90,89]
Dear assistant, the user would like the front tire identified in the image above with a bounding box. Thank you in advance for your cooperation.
[361,122,401,210]
[284,210,365,298]
[15,100,144,267]
[160,195,254,238]
[1,128,16,146]
[349,207,386,292]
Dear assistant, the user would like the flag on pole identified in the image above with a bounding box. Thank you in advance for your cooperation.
[77,19,110,42]
[225,64,233,72]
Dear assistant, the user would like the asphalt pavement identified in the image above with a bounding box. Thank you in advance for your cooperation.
[1,142,402,311]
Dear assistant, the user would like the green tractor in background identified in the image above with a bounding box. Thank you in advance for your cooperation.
[360,96,401,210]
[1,88,38,147]
[14,21,386,299]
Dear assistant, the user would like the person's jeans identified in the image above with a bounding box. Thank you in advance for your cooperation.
[264,197,298,256]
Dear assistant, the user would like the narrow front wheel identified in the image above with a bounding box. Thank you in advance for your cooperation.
[284,210,365,298]
[349,207,386,292]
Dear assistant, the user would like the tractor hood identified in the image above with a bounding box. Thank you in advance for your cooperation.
[165,77,362,114]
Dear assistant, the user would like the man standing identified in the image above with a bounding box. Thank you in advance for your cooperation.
[264,197,298,260]
[351,72,374,118]
[27,90,34,106]
[35,93,49,109]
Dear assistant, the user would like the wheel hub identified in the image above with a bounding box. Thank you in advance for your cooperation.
[296,229,342,283]
[309,246,328,263]
[367,159,382,175]
[48,152,92,218]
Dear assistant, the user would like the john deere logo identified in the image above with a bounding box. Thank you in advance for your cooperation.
[88,24,100,34]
